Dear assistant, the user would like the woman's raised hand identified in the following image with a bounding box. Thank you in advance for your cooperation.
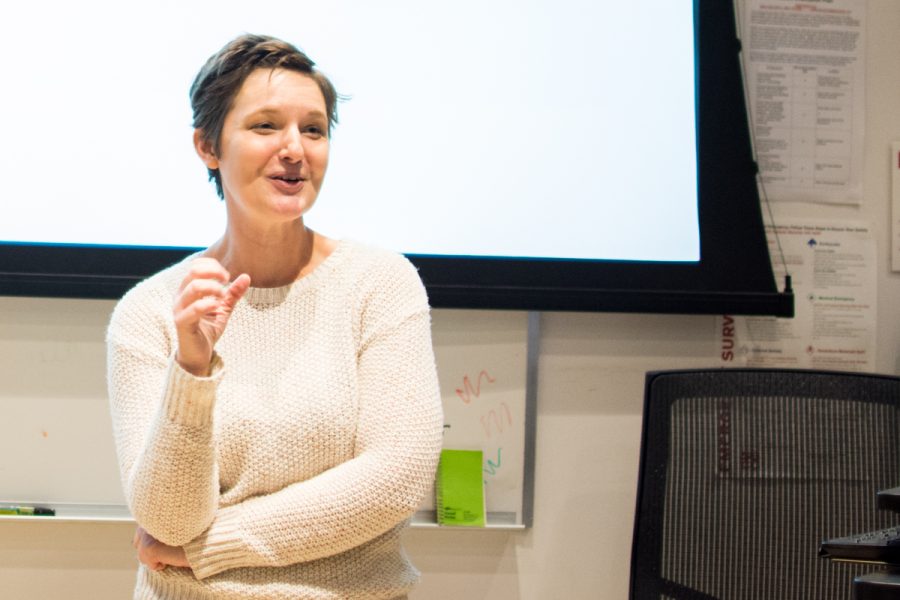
[173,258,251,376]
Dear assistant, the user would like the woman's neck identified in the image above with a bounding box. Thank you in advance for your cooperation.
[206,220,334,288]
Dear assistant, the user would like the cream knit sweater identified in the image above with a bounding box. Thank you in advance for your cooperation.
[106,240,444,600]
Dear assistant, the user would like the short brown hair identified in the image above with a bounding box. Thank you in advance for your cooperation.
[189,34,340,199]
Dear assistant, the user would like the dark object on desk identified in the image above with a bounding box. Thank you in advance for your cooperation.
[820,526,900,565]
[819,488,900,598]
[819,485,900,566]
[630,369,900,600]
[878,488,900,513]
[853,570,900,600]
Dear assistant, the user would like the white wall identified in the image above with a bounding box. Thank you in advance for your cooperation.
[2,1,900,598]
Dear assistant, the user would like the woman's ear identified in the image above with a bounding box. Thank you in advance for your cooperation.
[193,129,219,169]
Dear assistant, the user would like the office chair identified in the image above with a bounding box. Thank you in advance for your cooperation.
[630,369,900,600]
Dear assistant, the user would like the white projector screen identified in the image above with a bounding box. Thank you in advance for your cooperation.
[0,0,792,316]
[0,0,698,262]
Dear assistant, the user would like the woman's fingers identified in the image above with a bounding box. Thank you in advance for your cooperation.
[221,273,252,310]
[174,280,226,314]
[175,273,251,326]
[174,295,225,325]
[173,258,231,320]
[132,526,189,572]
[136,529,165,570]
[135,528,157,569]
[174,260,251,319]
[172,259,250,376]
[177,258,230,293]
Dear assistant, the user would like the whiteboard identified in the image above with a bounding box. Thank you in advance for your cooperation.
[0,297,534,528]
[420,310,534,527]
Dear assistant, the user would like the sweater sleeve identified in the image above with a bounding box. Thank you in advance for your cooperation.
[106,288,222,547]
[183,257,444,580]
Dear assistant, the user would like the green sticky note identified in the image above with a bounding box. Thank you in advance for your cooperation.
[436,449,485,527]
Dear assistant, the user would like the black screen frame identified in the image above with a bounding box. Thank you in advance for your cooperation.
[0,0,793,317]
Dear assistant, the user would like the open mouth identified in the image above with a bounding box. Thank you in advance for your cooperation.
[272,175,303,183]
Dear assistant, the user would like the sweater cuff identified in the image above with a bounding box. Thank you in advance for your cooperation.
[184,506,246,580]
[163,353,224,427]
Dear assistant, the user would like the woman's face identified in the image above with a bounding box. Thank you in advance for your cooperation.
[197,68,330,228]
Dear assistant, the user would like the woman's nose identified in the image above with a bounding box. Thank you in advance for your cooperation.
[279,129,304,161]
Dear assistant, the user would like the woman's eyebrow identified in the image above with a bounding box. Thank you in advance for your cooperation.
[247,107,326,118]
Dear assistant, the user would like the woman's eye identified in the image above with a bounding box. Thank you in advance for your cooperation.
[304,125,325,138]
[252,122,275,131]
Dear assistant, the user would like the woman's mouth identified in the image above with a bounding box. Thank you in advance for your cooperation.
[269,175,305,192]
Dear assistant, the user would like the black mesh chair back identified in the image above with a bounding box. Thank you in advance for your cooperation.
[630,369,900,600]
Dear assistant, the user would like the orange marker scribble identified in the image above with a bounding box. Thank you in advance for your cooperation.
[480,402,513,438]
[455,370,496,404]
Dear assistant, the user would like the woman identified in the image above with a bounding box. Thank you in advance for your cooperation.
[106,34,444,599]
